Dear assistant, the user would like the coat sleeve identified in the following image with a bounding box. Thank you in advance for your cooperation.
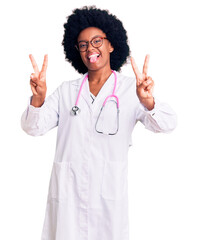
[21,86,60,136]
[136,97,177,133]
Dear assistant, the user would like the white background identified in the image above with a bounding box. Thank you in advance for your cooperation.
[0,0,197,239]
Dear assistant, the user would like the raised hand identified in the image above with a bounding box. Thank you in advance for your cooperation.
[29,54,48,107]
[131,55,155,110]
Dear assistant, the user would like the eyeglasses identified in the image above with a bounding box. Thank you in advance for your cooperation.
[76,36,108,52]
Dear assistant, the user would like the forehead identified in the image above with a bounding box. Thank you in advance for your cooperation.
[77,27,106,41]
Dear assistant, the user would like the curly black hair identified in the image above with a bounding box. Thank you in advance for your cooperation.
[62,6,130,74]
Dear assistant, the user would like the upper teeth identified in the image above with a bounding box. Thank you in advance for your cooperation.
[88,54,99,59]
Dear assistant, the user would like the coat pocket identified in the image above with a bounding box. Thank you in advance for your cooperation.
[48,161,70,201]
[101,160,128,201]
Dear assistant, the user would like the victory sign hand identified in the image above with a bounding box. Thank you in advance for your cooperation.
[131,55,155,110]
[29,54,48,107]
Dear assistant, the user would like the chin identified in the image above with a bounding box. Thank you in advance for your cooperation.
[87,63,110,72]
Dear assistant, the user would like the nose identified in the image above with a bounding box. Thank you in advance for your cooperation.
[86,41,95,52]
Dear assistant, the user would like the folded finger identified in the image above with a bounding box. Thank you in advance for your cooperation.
[142,79,152,88]
[30,83,38,95]
[145,76,154,85]
[146,84,154,92]
[147,84,152,90]
[149,78,154,89]
[30,79,37,87]
[30,73,39,84]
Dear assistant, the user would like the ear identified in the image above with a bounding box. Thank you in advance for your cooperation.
[108,41,114,53]
[109,45,114,53]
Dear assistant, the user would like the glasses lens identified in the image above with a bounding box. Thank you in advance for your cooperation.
[92,37,103,48]
[78,42,87,52]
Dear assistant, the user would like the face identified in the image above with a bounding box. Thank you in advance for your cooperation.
[77,27,114,72]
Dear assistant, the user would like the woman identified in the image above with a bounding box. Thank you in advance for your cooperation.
[21,6,177,240]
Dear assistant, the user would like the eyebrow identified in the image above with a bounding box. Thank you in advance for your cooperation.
[78,35,104,43]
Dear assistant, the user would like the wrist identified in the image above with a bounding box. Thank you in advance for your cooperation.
[31,95,45,108]
[140,97,155,111]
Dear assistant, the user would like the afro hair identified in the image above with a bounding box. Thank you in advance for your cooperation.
[62,6,130,74]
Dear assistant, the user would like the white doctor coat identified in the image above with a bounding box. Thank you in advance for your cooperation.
[21,71,177,240]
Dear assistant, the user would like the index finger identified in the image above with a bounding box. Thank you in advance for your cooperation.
[142,54,150,75]
[29,54,39,74]
[41,54,48,73]
[130,57,142,79]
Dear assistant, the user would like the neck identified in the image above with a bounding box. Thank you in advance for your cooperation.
[88,67,112,84]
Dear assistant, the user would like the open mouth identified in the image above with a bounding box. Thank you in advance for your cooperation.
[88,54,100,63]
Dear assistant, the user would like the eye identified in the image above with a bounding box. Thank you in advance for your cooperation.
[93,38,102,45]
[79,42,87,49]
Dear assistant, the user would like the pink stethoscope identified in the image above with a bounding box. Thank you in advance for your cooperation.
[70,70,119,135]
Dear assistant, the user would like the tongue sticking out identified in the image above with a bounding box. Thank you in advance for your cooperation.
[89,55,98,63]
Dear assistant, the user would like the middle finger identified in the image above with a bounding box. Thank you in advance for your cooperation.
[143,54,150,75]
[29,54,39,74]
[41,54,48,73]
[130,57,142,79]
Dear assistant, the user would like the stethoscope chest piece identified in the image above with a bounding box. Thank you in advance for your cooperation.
[71,106,81,116]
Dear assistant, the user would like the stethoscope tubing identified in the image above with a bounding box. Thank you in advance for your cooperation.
[71,70,119,120]
[71,70,119,134]
[75,74,89,107]
[75,70,119,108]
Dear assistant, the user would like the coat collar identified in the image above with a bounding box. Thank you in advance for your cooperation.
[71,71,120,110]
